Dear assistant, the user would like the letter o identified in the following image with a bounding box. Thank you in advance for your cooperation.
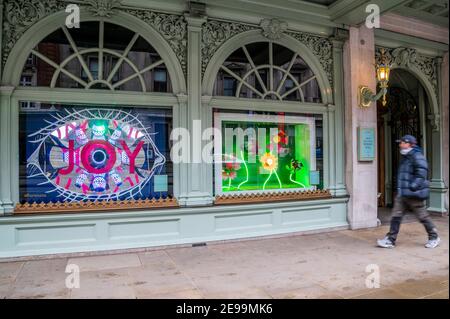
[81,140,116,174]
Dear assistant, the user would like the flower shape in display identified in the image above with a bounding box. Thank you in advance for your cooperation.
[286,159,304,173]
[269,130,290,157]
[222,160,241,181]
[260,152,278,171]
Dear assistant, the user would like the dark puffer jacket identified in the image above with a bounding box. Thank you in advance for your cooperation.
[397,146,430,199]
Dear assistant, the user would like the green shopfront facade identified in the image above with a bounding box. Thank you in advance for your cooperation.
[0,0,448,258]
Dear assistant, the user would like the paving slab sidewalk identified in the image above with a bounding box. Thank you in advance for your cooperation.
[0,216,448,299]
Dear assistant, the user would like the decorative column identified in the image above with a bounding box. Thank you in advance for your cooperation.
[201,95,214,199]
[428,56,448,214]
[0,0,3,78]
[442,52,449,212]
[178,12,214,206]
[0,86,15,215]
[173,93,188,201]
[343,25,378,229]
[330,28,349,197]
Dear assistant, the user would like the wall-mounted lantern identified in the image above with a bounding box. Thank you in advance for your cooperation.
[358,48,390,108]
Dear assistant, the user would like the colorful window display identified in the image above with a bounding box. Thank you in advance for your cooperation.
[19,104,172,204]
[214,111,323,195]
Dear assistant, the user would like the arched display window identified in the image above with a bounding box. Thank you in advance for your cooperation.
[211,42,325,196]
[11,20,180,210]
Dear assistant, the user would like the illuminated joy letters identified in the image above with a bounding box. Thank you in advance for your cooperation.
[24,107,168,202]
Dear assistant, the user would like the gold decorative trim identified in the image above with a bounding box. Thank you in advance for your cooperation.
[214,189,332,205]
[358,85,373,108]
[14,198,179,215]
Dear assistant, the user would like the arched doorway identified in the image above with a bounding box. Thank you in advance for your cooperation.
[377,68,432,221]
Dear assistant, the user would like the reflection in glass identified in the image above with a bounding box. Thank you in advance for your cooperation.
[20,22,172,92]
[214,42,322,103]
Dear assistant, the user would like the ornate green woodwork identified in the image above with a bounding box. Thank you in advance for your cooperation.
[201,20,256,77]
[285,31,333,88]
[2,0,66,68]
[201,18,335,89]
[375,46,439,107]
[125,9,187,75]
[2,1,335,87]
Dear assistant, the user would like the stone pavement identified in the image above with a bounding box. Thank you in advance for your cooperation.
[0,216,448,299]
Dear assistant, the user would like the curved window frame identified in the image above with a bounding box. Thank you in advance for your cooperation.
[214,42,322,103]
[21,21,171,93]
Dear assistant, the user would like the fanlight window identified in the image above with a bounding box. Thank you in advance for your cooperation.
[20,21,172,92]
[214,42,321,103]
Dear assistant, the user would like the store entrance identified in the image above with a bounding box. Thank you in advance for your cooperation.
[377,69,430,223]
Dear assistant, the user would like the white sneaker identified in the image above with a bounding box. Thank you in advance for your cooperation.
[425,237,441,248]
[377,237,395,248]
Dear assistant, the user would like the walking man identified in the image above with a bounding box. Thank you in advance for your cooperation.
[377,135,440,249]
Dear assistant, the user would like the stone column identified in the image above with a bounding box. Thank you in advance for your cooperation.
[442,52,449,212]
[0,86,15,215]
[201,95,214,198]
[174,93,188,201]
[0,1,3,77]
[343,25,378,229]
[428,56,448,214]
[331,29,349,197]
[178,13,213,206]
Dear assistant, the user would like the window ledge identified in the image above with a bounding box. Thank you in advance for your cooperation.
[14,198,179,215]
[214,189,331,205]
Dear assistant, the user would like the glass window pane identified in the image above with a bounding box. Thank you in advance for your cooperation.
[115,75,142,91]
[19,23,172,92]
[213,42,322,102]
[153,69,168,92]
[214,109,324,195]
[273,43,294,67]
[245,42,269,65]
[303,78,322,103]
[223,77,235,96]
[154,70,167,82]
[19,103,173,204]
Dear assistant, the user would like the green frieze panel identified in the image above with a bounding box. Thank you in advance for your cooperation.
[201,18,334,88]
[85,0,122,17]
[201,20,257,76]
[1,0,66,67]
[125,9,187,75]
[2,0,334,83]
[1,0,188,76]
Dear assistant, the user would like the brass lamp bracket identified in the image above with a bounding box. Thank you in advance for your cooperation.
[358,85,387,108]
